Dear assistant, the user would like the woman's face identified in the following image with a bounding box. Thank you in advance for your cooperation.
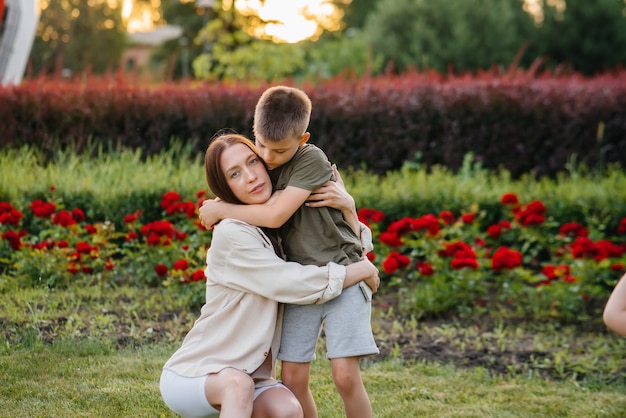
[220,143,272,205]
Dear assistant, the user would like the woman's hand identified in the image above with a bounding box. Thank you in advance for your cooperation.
[344,258,380,294]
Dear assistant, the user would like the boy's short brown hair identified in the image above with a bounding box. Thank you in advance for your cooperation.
[253,85,312,142]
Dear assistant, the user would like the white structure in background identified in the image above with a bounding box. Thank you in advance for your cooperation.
[0,0,39,85]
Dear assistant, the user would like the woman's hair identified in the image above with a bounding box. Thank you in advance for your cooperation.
[204,132,265,205]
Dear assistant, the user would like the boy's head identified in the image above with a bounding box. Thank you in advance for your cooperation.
[253,85,312,169]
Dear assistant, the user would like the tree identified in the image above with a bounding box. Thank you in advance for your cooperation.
[29,0,126,75]
[362,0,536,74]
[529,0,626,75]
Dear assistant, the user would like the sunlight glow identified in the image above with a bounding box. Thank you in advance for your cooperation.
[235,0,347,43]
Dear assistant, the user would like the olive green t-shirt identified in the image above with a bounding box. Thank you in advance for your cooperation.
[269,143,362,267]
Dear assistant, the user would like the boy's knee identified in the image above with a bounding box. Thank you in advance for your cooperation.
[280,363,309,385]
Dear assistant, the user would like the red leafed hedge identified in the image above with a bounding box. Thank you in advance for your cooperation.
[1,70,625,177]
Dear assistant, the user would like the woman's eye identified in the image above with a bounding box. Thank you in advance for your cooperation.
[249,158,258,165]
[230,170,240,178]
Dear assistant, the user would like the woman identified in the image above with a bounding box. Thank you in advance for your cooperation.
[160,133,379,418]
[603,271,626,335]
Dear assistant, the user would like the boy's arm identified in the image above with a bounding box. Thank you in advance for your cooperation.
[199,186,310,229]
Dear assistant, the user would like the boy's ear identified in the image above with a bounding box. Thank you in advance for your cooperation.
[299,132,310,145]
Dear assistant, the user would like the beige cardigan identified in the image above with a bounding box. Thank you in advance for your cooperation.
[163,218,349,379]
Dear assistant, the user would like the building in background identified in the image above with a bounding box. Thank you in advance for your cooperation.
[122,24,182,81]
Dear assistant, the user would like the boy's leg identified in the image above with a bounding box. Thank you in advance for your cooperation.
[252,385,304,418]
[323,285,378,418]
[280,361,317,418]
[330,357,372,418]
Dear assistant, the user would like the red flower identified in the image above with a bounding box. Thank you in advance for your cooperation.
[81,265,93,274]
[413,214,440,236]
[67,263,80,274]
[366,251,376,261]
[52,210,77,227]
[76,241,92,254]
[84,224,97,234]
[141,220,176,239]
[386,217,414,236]
[611,263,624,272]
[486,224,502,238]
[540,264,575,284]
[500,193,519,205]
[0,202,23,226]
[416,261,434,276]
[379,231,403,247]
[382,251,411,274]
[438,210,455,225]
[30,199,56,218]
[71,208,85,222]
[450,257,479,270]
[357,208,385,225]
[56,240,69,248]
[439,241,475,259]
[126,231,138,242]
[146,233,162,246]
[514,200,547,226]
[105,259,115,270]
[461,213,475,224]
[618,217,626,234]
[155,264,169,276]
[2,230,23,250]
[559,222,588,238]
[191,269,206,282]
[173,259,189,271]
[161,191,181,210]
[491,246,523,271]
[124,210,142,224]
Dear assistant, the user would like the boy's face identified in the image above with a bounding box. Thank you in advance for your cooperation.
[255,133,309,170]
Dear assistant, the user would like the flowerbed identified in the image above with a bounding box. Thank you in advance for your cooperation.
[1,188,625,325]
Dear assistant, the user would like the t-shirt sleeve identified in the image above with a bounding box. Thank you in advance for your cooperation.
[286,145,333,191]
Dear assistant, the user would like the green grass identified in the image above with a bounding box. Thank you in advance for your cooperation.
[1,340,625,417]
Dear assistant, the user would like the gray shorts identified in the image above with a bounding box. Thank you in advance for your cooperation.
[278,284,379,362]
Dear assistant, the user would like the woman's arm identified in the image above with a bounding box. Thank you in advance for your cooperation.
[603,272,626,335]
[208,220,378,304]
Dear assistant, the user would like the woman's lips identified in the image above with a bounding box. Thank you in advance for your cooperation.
[250,182,265,194]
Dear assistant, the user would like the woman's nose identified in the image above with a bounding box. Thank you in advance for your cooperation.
[244,167,257,181]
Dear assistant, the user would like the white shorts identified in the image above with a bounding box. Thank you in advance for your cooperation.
[160,369,290,418]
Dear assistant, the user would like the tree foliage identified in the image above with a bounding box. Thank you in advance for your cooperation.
[362,0,535,74]
[528,0,626,75]
[29,0,126,75]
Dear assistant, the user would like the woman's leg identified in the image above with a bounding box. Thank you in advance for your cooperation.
[252,385,303,418]
[280,361,317,418]
[330,357,372,418]
[204,368,255,418]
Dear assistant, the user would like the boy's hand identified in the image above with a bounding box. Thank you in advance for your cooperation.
[199,198,224,229]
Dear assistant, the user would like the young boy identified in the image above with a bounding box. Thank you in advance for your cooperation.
[199,85,378,418]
